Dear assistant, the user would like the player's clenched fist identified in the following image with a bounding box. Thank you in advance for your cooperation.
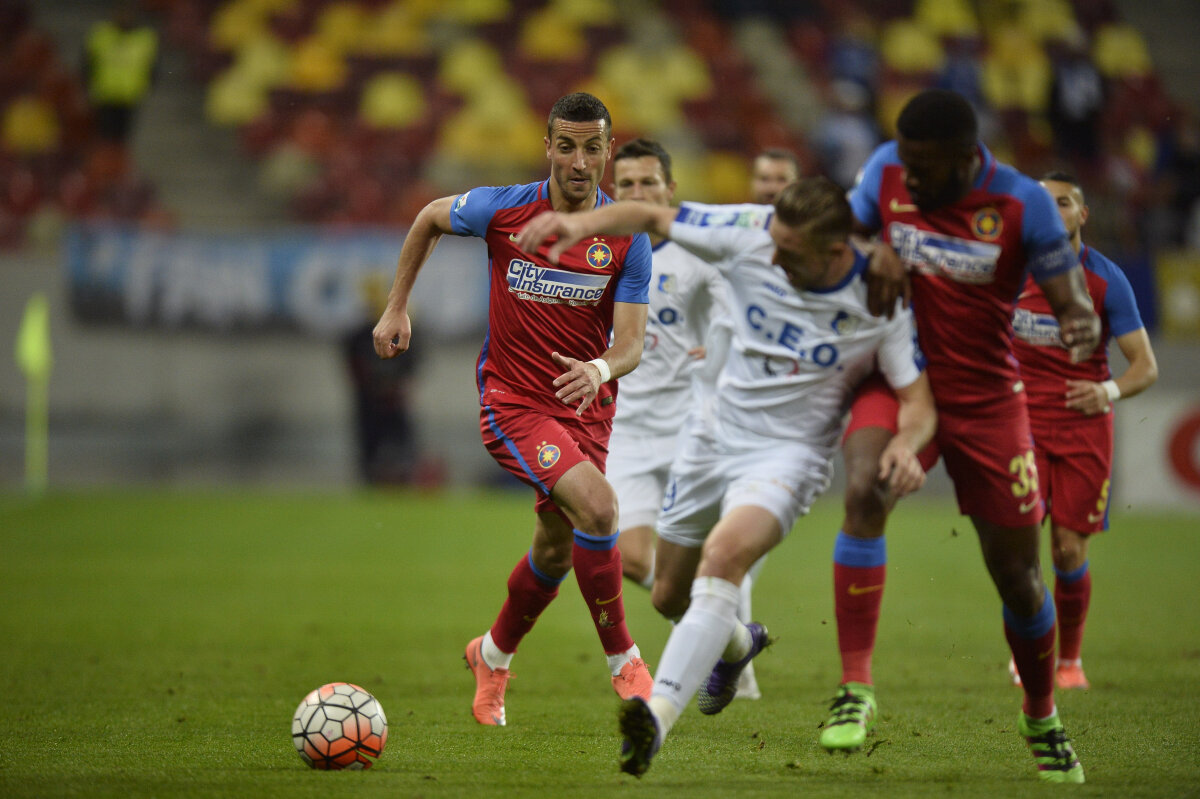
[373,307,411,358]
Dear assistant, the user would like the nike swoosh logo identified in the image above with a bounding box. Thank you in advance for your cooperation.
[509,233,520,242]
[1087,511,1104,523]
[847,583,884,596]
[1018,498,1039,514]
[594,591,622,606]
[1037,647,1055,661]
[889,198,918,213]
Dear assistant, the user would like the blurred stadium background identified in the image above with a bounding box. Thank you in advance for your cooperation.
[0,0,1197,512]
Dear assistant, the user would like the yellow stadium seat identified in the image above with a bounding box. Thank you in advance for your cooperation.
[313,2,367,54]
[231,32,292,89]
[205,69,269,125]
[1,95,60,155]
[880,19,946,74]
[519,8,585,61]
[913,0,980,39]
[551,0,617,26]
[438,39,505,97]
[440,0,512,25]
[289,37,348,91]
[360,1,432,57]
[982,24,1051,112]
[359,72,428,129]
[208,0,270,52]
[1092,23,1153,78]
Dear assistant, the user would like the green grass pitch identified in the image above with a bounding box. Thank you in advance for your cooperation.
[1,490,1197,797]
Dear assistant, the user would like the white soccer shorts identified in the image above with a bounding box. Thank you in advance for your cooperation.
[607,427,683,531]
[656,422,833,548]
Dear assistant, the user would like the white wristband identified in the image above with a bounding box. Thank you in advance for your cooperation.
[1101,380,1121,402]
[587,358,612,384]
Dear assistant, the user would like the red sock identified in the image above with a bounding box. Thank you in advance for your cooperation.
[490,554,560,654]
[1054,568,1091,662]
[1005,621,1057,718]
[572,540,634,654]
[834,562,885,684]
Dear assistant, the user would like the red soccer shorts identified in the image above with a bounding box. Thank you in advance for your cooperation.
[844,372,940,472]
[936,395,1045,528]
[1030,413,1113,534]
[480,401,611,516]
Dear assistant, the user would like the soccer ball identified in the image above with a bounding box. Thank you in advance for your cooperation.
[291,682,388,770]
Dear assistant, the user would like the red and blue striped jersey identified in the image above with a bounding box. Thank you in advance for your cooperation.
[849,141,1077,411]
[449,179,652,421]
[1013,244,1145,418]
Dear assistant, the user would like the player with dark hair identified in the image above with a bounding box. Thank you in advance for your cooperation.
[749,148,802,204]
[606,137,728,590]
[373,92,654,727]
[517,176,936,778]
[824,89,1100,783]
[1008,171,1158,690]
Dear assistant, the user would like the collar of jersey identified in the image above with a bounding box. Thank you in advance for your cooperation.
[806,249,869,295]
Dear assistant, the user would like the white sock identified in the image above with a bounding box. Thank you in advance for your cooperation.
[722,620,753,662]
[482,631,512,670]
[736,554,767,624]
[648,576,740,737]
[639,550,656,590]
[607,644,642,676]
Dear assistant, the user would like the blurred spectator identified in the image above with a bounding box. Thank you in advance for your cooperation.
[1046,36,1105,174]
[1155,110,1200,249]
[344,276,422,486]
[83,2,160,145]
[748,147,800,203]
[812,79,879,189]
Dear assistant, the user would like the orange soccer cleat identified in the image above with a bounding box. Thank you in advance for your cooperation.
[612,656,653,700]
[464,636,511,726]
[1055,660,1091,690]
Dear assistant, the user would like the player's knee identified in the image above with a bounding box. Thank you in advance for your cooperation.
[529,538,573,579]
[572,493,619,538]
[651,580,689,620]
[991,561,1044,616]
[620,550,651,584]
[844,466,888,530]
[1051,534,1088,572]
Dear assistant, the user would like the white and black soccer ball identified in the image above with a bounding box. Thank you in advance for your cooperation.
[291,682,388,770]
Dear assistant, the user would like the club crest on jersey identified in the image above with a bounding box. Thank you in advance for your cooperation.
[972,208,1003,241]
[536,441,561,468]
[657,273,677,293]
[830,310,858,336]
[586,241,613,269]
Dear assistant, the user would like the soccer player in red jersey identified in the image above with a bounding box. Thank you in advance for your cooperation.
[1008,172,1158,691]
[826,89,1101,783]
[372,93,654,726]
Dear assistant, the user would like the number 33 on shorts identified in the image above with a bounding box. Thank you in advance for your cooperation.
[1009,449,1040,515]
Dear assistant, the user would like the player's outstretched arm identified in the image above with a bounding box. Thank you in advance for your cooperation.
[373,196,455,359]
[879,373,937,498]
[551,301,648,416]
[516,202,676,264]
[1038,268,1102,363]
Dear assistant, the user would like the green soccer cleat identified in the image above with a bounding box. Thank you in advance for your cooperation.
[819,682,877,752]
[1017,712,1086,783]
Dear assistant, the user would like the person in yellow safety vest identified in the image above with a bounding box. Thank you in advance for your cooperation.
[83,3,159,144]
